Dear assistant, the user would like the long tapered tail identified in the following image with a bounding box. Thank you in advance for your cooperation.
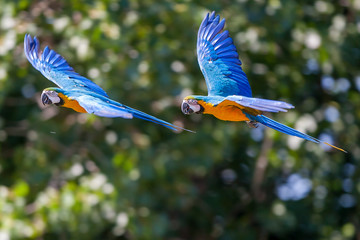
[124,105,194,133]
[132,112,194,133]
[252,115,346,152]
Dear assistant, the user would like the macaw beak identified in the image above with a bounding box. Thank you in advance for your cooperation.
[40,90,62,106]
[41,91,52,105]
[181,101,193,115]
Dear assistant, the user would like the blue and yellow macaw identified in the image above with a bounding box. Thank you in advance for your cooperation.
[24,34,188,132]
[181,12,345,152]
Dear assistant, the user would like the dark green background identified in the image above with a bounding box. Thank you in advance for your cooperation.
[0,0,359,239]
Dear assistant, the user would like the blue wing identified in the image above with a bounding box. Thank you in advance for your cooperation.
[197,12,252,97]
[68,91,192,132]
[24,34,108,97]
[73,94,134,119]
[196,95,294,113]
[225,95,294,113]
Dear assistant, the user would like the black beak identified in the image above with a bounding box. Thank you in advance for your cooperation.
[181,102,193,115]
[41,92,52,105]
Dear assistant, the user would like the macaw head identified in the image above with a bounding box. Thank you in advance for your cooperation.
[41,88,64,106]
[181,97,204,115]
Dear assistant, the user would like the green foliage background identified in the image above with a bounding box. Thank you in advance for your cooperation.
[0,0,359,239]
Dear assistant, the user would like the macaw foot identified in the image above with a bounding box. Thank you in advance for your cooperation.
[246,120,258,128]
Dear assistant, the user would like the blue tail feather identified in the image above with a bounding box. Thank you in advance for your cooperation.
[254,115,319,142]
[251,115,346,152]
[132,112,194,133]
[125,106,194,133]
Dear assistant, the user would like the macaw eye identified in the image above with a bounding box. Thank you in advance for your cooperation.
[41,92,52,105]
[181,102,194,115]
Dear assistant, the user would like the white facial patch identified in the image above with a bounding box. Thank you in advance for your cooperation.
[188,102,201,113]
[46,91,61,104]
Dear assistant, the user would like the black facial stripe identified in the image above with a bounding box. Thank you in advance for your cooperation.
[197,105,204,114]
[55,97,64,106]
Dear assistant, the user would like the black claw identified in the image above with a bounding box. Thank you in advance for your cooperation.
[247,121,258,128]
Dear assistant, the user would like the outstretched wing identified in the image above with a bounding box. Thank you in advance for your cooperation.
[197,12,252,97]
[74,95,133,119]
[24,34,108,97]
[225,95,294,113]
[71,93,192,132]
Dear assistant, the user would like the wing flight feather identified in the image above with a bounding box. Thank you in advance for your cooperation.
[24,34,108,97]
[197,12,252,97]
[224,95,294,113]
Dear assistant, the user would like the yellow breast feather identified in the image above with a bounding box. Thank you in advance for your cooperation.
[58,93,87,113]
[198,100,253,121]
